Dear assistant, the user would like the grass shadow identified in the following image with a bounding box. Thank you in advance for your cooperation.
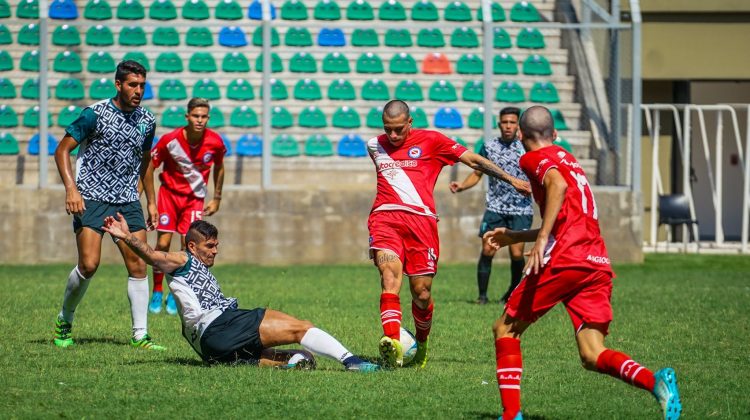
[466,412,551,420]
[30,336,129,346]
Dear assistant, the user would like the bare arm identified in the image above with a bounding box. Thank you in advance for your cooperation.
[458,151,531,195]
[141,156,158,230]
[102,213,188,273]
[203,162,224,216]
[55,135,85,215]
[525,168,567,275]
[449,169,483,193]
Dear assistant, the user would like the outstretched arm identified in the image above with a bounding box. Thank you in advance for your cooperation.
[449,169,483,193]
[458,151,531,195]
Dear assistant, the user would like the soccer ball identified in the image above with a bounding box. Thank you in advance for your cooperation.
[399,327,418,365]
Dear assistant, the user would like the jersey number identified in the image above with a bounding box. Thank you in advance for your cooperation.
[570,171,598,220]
[190,210,202,223]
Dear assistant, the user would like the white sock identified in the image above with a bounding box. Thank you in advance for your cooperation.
[127,276,149,340]
[300,327,353,365]
[59,266,91,324]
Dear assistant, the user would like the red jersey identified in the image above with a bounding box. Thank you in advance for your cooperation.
[151,127,226,199]
[368,129,468,217]
[519,145,613,274]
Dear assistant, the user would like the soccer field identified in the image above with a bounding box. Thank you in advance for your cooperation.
[1,254,748,419]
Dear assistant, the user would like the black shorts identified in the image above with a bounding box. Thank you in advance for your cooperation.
[200,308,267,365]
[478,211,533,237]
[73,199,146,234]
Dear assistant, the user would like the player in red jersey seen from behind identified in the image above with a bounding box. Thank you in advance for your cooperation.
[484,106,681,420]
[368,100,531,368]
[146,98,226,315]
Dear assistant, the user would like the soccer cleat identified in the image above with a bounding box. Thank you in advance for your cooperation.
[498,412,523,420]
[653,368,682,420]
[165,292,177,315]
[278,358,317,371]
[149,291,163,314]
[346,361,381,372]
[130,334,167,351]
[378,335,404,368]
[476,296,489,305]
[410,337,429,368]
[53,316,74,348]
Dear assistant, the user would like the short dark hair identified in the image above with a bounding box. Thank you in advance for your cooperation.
[186,220,218,245]
[383,99,410,120]
[519,106,555,141]
[115,60,147,82]
[187,97,210,113]
[499,107,521,118]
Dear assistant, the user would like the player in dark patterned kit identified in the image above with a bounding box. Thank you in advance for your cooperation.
[52,60,164,350]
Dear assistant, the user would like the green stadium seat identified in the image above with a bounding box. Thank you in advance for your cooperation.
[450,26,479,48]
[379,0,405,20]
[347,0,373,20]
[84,0,112,20]
[0,25,11,45]
[293,78,322,100]
[456,53,483,74]
[289,52,317,73]
[477,1,505,21]
[428,80,457,102]
[305,134,334,157]
[18,24,39,45]
[0,132,19,155]
[411,106,428,128]
[193,78,220,99]
[529,81,559,103]
[183,0,209,19]
[17,0,39,18]
[215,0,242,20]
[389,52,417,74]
[298,106,326,128]
[444,1,471,21]
[252,26,280,46]
[327,78,355,100]
[189,52,217,72]
[550,109,568,130]
[222,52,249,72]
[20,50,40,72]
[462,80,483,102]
[255,53,283,73]
[229,105,259,128]
[522,54,552,75]
[23,106,52,127]
[281,0,308,20]
[322,52,350,73]
[496,81,524,103]
[52,24,80,46]
[158,79,187,100]
[53,51,83,73]
[468,107,496,129]
[384,29,411,47]
[155,52,183,73]
[394,79,423,101]
[186,26,213,46]
[494,53,518,75]
[122,51,149,71]
[86,25,114,46]
[55,78,84,100]
[272,135,300,157]
[89,77,116,99]
[416,28,444,48]
[493,27,511,49]
[474,138,484,153]
[411,0,437,21]
[510,1,541,22]
[162,105,185,128]
[261,78,288,100]
[517,27,545,49]
[366,106,383,128]
[57,105,81,127]
[226,78,254,100]
[449,135,467,147]
[0,0,9,18]
[314,0,341,20]
[149,0,176,19]
[0,104,18,127]
[207,106,224,128]
[361,79,389,100]
[0,50,11,71]
[285,27,313,46]
[351,28,378,46]
[332,106,360,128]
[553,137,573,153]
[119,26,147,46]
[21,78,44,99]
[0,78,15,98]
[117,0,144,19]
[356,53,384,73]
[271,106,293,128]
[87,51,116,73]
[153,26,179,46]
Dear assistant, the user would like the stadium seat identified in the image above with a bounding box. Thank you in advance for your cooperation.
[384,29,411,47]
[496,81,525,102]
[149,0,176,19]
[272,135,300,157]
[305,134,334,156]
[236,134,262,157]
[451,26,479,48]
[356,53,384,73]
[86,25,114,46]
[89,77,116,99]
[17,0,39,18]
[553,137,573,153]
[229,105,259,127]
[0,132,19,155]
[18,24,39,45]
[289,52,317,73]
[494,53,518,75]
[456,54,483,74]
[0,78,15,99]
[389,52,417,74]
[493,27,512,49]
[20,50,40,71]
[449,135,467,148]
[337,134,366,157]
[327,78,355,100]
[219,26,247,47]
[0,104,18,127]
[411,0,437,21]
[86,51,117,73]
[550,108,568,130]
[84,0,112,20]
[411,106,428,128]
[298,106,326,128]
[293,78,322,100]
[0,50,12,71]
[0,25,11,45]
[510,1,541,22]
[142,81,153,99]
[158,79,187,100]
[117,0,144,19]
[155,52,183,73]
[462,80,483,102]
[248,0,276,19]
[416,28,444,48]
[23,106,53,127]
[152,26,179,46]
[254,52,283,72]
[347,0,373,20]
[529,81,559,103]
[52,24,80,46]
[281,0,307,20]
[434,107,462,129]
[0,0,9,18]
[474,138,484,153]
[314,0,340,20]
[365,106,383,128]
[226,78,255,100]
[394,79,423,101]
[119,25,146,46]
[517,27,545,49]
[49,0,78,19]
[189,52,217,72]
[351,28,378,46]
[55,78,84,100]
[444,1,471,21]
[21,78,43,99]
[161,106,184,128]
[271,106,293,128]
[477,1,505,21]
[215,0,242,20]
[207,106,225,128]
[379,0,405,20]
[28,133,58,155]
[523,54,552,75]
[183,0,209,19]
[468,107,496,129]
[53,50,83,73]
[285,27,313,46]
[428,80,457,102]
[332,106,361,128]
[57,105,81,127]
[122,51,149,71]
[222,52,249,72]
[186,26,214,46]
[192,78,220,99]
[422,53,451,74]
[252,26,280,46]
[259,78,288,100]
[361,79,389,100]
[318,28,345,46]
[322,52,350,73]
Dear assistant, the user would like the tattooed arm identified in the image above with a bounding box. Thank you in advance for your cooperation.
[102,213,188,273]
[458,151,531,195]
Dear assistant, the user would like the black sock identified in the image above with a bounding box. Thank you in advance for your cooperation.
[502,258,526,301]
[477,254,493,297]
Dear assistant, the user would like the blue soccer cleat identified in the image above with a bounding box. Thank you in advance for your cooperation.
[148,291,163,314]
[165,292,177,315]
[498,412,523,420]
[653,368,682,420]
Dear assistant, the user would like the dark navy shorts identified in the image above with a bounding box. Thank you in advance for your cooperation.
[73,199,146,234]
[200,308,267,365]
[478,211,533,237]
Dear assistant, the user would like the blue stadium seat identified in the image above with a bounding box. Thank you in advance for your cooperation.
[218,26,247,47]
[337,134,366,157]
[222,135,233,156]
[236,134,262,156]
[27,133,58,155]
[143,81,153,100]
[434,107,462,129]
[49,0,78,19]
[248,0,276,19]
[318,28,345,46]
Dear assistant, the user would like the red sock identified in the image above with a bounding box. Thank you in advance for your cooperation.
[152,269,164,293]
[379,293,401,339]
[495,337,523,420]
[596,349,655,391]
[411,301,433,342]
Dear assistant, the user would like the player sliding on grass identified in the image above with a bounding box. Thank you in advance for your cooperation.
[103,216,380,372]
[484,106,681,420]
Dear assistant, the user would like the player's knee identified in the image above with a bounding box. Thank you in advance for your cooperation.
[578,349,600,371]
[493,319,511,338]
[77,260,99,278]
[296,320,315,341]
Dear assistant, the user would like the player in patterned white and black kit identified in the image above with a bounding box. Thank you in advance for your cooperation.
[53,60,164,350]
[102,216,380,372]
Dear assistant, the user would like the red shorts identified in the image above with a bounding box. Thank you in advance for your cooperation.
[506,267,613,334]
[157,187,204,235]
[368,211,439,276]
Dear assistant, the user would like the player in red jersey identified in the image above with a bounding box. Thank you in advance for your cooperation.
[146,98,226,315]
[484,106,681,420]
[369,100,531,368]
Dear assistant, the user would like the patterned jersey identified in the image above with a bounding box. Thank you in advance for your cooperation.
[478,137,533,216]
[65,99,155,203]
[168,252,238,357]
[151,127,226,199]
[519,145,613,274]
[368,129,467,217]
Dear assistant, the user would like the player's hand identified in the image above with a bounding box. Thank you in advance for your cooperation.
[449,181,461,193]
[203,199,221,216]
[102,212,130,239]
[483,227,514,249]
[146,202,158,231]
[524,235,549,276]
[511,178,532,196]
[65,188,85,216]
